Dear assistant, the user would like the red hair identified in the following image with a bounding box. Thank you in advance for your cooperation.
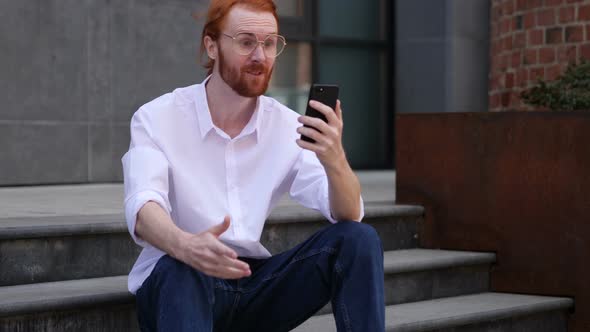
[197,0,279,76]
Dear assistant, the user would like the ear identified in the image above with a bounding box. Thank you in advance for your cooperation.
[204,35,218,60]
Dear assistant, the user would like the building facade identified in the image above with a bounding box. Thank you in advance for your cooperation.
[489,0,590,111]
[1,0,499,185]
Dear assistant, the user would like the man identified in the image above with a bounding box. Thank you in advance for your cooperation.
[121,0,385,331]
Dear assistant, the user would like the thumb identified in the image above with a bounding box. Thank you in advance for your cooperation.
[207,215,231,237]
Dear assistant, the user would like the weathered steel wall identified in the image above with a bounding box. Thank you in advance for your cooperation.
[396,112,589,332]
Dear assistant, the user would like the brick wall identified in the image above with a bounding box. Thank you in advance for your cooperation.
[489,0,590,111]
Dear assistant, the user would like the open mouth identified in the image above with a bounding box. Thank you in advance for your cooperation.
[246,70,263,76]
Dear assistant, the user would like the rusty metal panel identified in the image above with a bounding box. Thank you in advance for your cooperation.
[396,112,590,332]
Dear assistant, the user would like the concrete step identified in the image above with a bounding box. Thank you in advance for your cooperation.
[0,276,137,332]
[0,249,493,331]
[316,249,495,315]
[0,203,423,287]
[293,293,574,332]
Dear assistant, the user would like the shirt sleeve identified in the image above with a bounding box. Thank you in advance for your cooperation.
[288,149,365,223]
[121,109,172,247]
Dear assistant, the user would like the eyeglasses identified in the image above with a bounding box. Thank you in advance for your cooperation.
[222,32,287,58]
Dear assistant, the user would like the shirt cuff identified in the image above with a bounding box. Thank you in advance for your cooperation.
[124,190,172,247]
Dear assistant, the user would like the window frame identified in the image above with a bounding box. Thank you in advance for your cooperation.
[277,0,395,169]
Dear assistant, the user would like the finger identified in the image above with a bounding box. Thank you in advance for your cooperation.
[297,126,328,145]
[212,251,251,271]
[210,239,239,259]
[297,115,330,134]
[335,100,343,121]
[212,265,251,279]
[199,259,247,279]
[201,247,249,271]
[309,100,339,125]
[207,215,231,238]
[296,138,322,154]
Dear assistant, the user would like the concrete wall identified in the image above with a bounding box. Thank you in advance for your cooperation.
[0,0,208,185]
[395,0,491,113]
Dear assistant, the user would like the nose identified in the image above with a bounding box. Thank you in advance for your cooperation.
[250,42,266,62]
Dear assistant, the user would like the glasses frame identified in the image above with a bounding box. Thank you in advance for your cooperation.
[221,32,287,58]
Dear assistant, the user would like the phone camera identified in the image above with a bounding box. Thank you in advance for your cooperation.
[318,87,324,93]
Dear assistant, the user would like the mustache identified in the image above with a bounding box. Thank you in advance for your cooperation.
[241,62,268,74]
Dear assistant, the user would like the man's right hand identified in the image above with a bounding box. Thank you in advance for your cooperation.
[177,216,251,279]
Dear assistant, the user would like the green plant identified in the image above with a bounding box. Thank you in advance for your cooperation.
[521,60,590,111]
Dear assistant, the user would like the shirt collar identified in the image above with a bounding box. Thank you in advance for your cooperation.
[195,75,263,142]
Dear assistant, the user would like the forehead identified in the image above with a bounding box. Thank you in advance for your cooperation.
[224,5,278,35]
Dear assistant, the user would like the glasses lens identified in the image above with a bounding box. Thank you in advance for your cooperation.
[233,33,286,57]
[234,33,258,55]
[265,35,286,58]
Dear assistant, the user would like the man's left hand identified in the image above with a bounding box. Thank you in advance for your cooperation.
[296,99,346,171]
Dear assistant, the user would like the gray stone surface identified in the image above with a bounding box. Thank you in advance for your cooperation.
[383,249,495,274]
[89,123,130,182]
[0,233,140,286]
[450,0,491,114]
[0,304,138,332]
[0,171,405,285]
[432,311,568,332]
[0,206,422,286]
[316,249,494,315]
[293,293,573,332]
[382,265,490,307]
[0,185,125,219]
[395,0,490,114]
[0,0,207,185]
[0,276,131,317]
[0,124,88,185]
[0,205,418,240]
[0,1,88,122]
[0,248,494,316]
[0,214,126,239]
[0,171,396,218]
[262,214,420,255]
[395,40,448,113]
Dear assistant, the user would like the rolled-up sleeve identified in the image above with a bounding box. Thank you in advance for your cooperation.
[121,110,172,247]
[288,149,365,223]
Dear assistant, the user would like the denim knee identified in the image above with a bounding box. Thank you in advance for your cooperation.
[151,255,215,305]
[334,221,380,243]
[331,221,382,255]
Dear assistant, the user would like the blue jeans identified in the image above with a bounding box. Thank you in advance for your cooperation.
[135,221,385,332]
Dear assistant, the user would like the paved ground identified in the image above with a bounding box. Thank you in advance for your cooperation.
[0,171,395,219]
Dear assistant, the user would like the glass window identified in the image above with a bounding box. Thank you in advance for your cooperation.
[318,0,387,41]
[318,47,388,168]
[267,42,312,114]
[275,0,304,17]
[271,0,393,169]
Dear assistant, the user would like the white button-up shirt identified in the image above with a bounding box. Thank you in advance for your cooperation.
[122,76,364,294]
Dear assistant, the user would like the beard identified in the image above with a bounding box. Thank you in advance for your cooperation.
[218,48,273,98]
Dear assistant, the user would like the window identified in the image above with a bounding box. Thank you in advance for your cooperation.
[267,0,393,169]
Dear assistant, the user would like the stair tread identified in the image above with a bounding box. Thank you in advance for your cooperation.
[0,276,130,317]
[383,249,495,273]
[0,249,493,317]
[293,292,574,332]
[0,203,423,239]
[0,171,396,219]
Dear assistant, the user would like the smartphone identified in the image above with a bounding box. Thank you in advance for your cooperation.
[301,84,340,143]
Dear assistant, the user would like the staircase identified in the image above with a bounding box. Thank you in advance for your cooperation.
[0,172,573,331]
